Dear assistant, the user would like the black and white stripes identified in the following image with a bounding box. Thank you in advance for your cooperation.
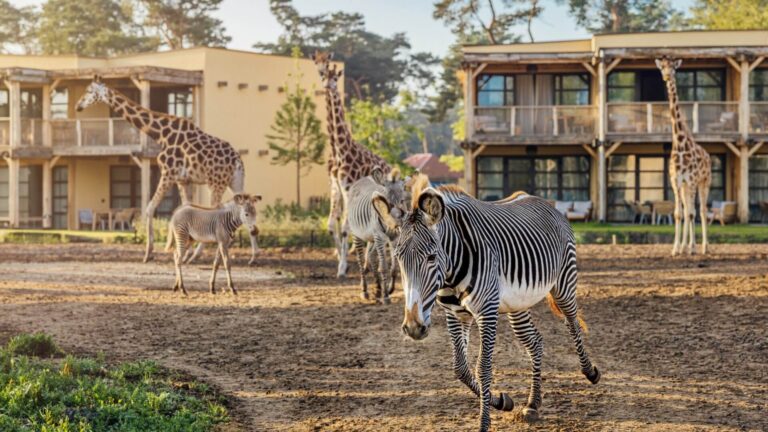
[375,185,599,431]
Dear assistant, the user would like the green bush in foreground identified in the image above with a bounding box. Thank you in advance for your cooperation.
[0,333,228,431]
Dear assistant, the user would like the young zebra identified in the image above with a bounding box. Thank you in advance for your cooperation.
[346,167,411,304]
[165,194,261,296]
[373,179,600,431]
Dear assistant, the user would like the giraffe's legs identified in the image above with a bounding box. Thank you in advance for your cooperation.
[681,186,697,255]
[144,176,173,263]
[671,182,682,256]
[679,184,691,255]
[699,182,710,254]
[508,311,543,420]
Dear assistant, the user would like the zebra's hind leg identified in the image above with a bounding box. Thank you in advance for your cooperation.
[352,237,370,300]
[219,243,236,295]
[209,245,222,294]
[373,235,390,305]
[508,310,543,421]
[364,242,382,298]
[553,260,600,385]
[172,245,188,296]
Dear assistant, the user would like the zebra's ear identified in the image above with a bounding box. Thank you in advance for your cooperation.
[371,167,385,185]
[233,194,245,205]
[418,188,444,226]
[673,59,682,69]
[372,192,399,231]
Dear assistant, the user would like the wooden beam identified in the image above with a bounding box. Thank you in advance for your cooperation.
[471,63,488,80]
[471,144,486,158]
[581,143,597,159]
[604,47,768,59]
[749,56,765,72]
[748,140,765,157]
[605,141,623,158]
[725,56,741,72]
[723,141,739,156]
[605,58,622,74]
[581,62,596,77]
[463,52,593,64]
[130,155,142,168]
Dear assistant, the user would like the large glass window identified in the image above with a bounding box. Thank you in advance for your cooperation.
[608,72,637,102]
[51,89,68,119]
[20,89,42,118]
[168,89,194,118]
[477,156,590,202]
[53,166,68,229]
[608,154,725,221]
[0,89,8,117]
[750,69,768,101]
[0,165,45,226]
[110,166,180,218]
[749,155,768,221]
[675,70,725,102]
[0,166,7,219]
[555,74,590,105]
[477,74,514,106]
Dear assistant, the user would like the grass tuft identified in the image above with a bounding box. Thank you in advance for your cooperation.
[6,332,63,358]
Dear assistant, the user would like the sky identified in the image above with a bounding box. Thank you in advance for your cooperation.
[14,0,697,57]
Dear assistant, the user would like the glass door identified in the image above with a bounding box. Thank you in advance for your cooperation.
[53,166,68,229]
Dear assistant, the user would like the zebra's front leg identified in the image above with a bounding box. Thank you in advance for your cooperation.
[209,244,222,294]
[364,242,383,296]
[219,243,236,295]
[476,313,501,432]
[373,235,390,304]
[508,310,544,421]
[172,246,188,296]
[446,314,513,416]
[248,227,259,266]
[352,236,370,300]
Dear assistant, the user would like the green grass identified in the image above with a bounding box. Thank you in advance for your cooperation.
[572,222,768,244]
[0,230,136,244]
[0,333,228,431]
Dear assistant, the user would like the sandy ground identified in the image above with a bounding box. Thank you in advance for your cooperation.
[0,243,766,431]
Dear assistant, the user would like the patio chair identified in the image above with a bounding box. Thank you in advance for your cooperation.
[78,209,96,230]
[653,200,675,225]
[475,115,508,134]
[567,201,593,222]
[707,201,737,226]
[554,201,573,216]
[705,112,737,132]
[112,208,135,231]
[628,201,652,224]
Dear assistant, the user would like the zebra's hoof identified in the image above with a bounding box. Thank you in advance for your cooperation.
[521,407,539,422]
[143,255,154,263]
[499,392,514,411]
[380,297,391,305]
[586,366,601,384]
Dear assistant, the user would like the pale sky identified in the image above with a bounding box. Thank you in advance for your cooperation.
[14,0,696,57]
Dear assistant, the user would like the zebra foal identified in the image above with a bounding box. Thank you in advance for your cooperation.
[346,167,411,303]
[373,180,600,431]
[165,193,261,296]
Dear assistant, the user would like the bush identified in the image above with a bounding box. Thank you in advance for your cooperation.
[132,217,171,245]
[5,332,62,358]
[0,333,229,431]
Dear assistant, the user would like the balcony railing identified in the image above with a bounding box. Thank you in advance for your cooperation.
[607,102,739,135]
[50,118,150,147]
[474,105,596,137]
[0,118,44,147]
[749,102,768,134]
[0,118,7,146]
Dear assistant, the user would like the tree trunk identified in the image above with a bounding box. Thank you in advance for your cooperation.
[296,142,302,207]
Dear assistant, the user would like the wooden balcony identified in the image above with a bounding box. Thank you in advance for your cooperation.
[606,102,740,142]
[473,105,596,144]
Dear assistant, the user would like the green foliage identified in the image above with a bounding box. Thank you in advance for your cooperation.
[433,0,542,45]
[5,333,62,358]
[132,217,170,244]
[136,0,231,49]
[439,154,465,172]
[37,0,157,56]
[348,91,421,170]
[0,0,37,53]
[557,0,683,33]
[266,47,326,206]
[257,198,332,247]
[689,0,768,30]
[0,333,228,431]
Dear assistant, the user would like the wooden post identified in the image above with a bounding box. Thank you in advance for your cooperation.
[193,85,202,127]
[132,78,151,148]
[740,60,750,140]
[76,120,82,147]
[738,145,749,223]
[510,106,516,136]
[465,66,475,141]
[597,57,606,143]
[552,106,559,136]
[6,157,19,227]
[108,118,114,146]
[7,81,21,148]
[598,143,607,222]
[646,103,653,133]
[463,146,473,195]
[42,160,52,228]
[42,84,52,147]
[692,102,699,133]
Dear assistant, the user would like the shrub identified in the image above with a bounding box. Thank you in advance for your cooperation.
[5,332,62,358]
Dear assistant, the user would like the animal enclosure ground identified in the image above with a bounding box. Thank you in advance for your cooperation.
[0,243,765,431]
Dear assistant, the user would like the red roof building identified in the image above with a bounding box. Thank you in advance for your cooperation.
[404,153,462,184]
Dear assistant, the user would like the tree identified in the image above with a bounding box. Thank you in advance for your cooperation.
[348,92,421,171]
[37,0,156,56]
[689,0,768,30]
[266,48,326,206]
[558,0,682,33]
[136,0,231,49]
[256,0,433,104]
[0,1,37,53]
[433,0,543,45]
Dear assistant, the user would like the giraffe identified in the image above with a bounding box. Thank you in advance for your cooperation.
[321,64,391,277]
[656,58,712,256]
[75,75,259,264]
[311,51,345,268]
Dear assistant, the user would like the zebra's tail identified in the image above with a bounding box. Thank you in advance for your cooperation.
[164,225,174,252]
[546,293,589,334]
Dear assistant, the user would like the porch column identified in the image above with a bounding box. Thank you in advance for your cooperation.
[6,80,21,148]
[42,161,52,228]
[597,55,608,222]
[597,55,606,144]
[132,78,151,148]
[738,145,749,223]
[193,85,202,127]
[463,145,473,195]
[740,59,750,141]
[140,158,151,214]
[42,84,52,147]
[597,144,607,222]
[5,157,19,228]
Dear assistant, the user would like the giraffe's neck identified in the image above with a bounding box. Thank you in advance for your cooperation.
[105,88,193,144]
[327,84,354,160]
[665,78,692,153]
[324,88,338,171]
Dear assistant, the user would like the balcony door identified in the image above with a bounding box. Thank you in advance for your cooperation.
[110,165,180,218]
[52,166,68,229]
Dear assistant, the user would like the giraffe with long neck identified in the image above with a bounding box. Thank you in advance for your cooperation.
[322,65,391,277]
[312,51,346,268]
[75,75,259,264]
[656,58,712,255]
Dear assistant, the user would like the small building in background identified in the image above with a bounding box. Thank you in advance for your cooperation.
[404,153,462,185]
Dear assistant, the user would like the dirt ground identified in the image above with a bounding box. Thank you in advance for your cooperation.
[0,243,766,431]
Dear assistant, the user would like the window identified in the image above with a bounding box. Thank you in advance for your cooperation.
[51,89,68,119]
[608,154,725,221]
[476,156,590,202]
[110,166,180,218]
[168,89,194,118]
[53,166,68,229]
[0,89,8,117]
[675,70,724,102]
[554,74,590,105]
[20,89,42,118]
[477,74,514,106]
[750,69,768,101]
[608,72,637,102]
[0,166,7,218]
[749,155,768,221]
[0,165,46,226]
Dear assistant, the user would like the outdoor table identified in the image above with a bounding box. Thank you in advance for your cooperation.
[92,210,113,231]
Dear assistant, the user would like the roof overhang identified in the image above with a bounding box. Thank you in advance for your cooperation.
[1,66,203,86]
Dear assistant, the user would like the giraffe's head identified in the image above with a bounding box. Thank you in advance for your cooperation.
[311,51,333,80]
[324,65,342,91]
[76,75,110,112]
[232,193,263,236]
[655,57,683,82]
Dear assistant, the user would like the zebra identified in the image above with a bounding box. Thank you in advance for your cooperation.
[372,179,600,431]
[346,167,411,304]
[165,193,261,296]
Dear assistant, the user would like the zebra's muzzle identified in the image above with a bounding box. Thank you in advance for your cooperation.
[402,322,428,340]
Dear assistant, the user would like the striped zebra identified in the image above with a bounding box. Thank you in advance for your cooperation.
[165,193,261,296]
[346,167,410,304]
[372,179,600,431]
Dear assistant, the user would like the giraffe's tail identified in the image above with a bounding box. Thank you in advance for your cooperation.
[546,293,589,334]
